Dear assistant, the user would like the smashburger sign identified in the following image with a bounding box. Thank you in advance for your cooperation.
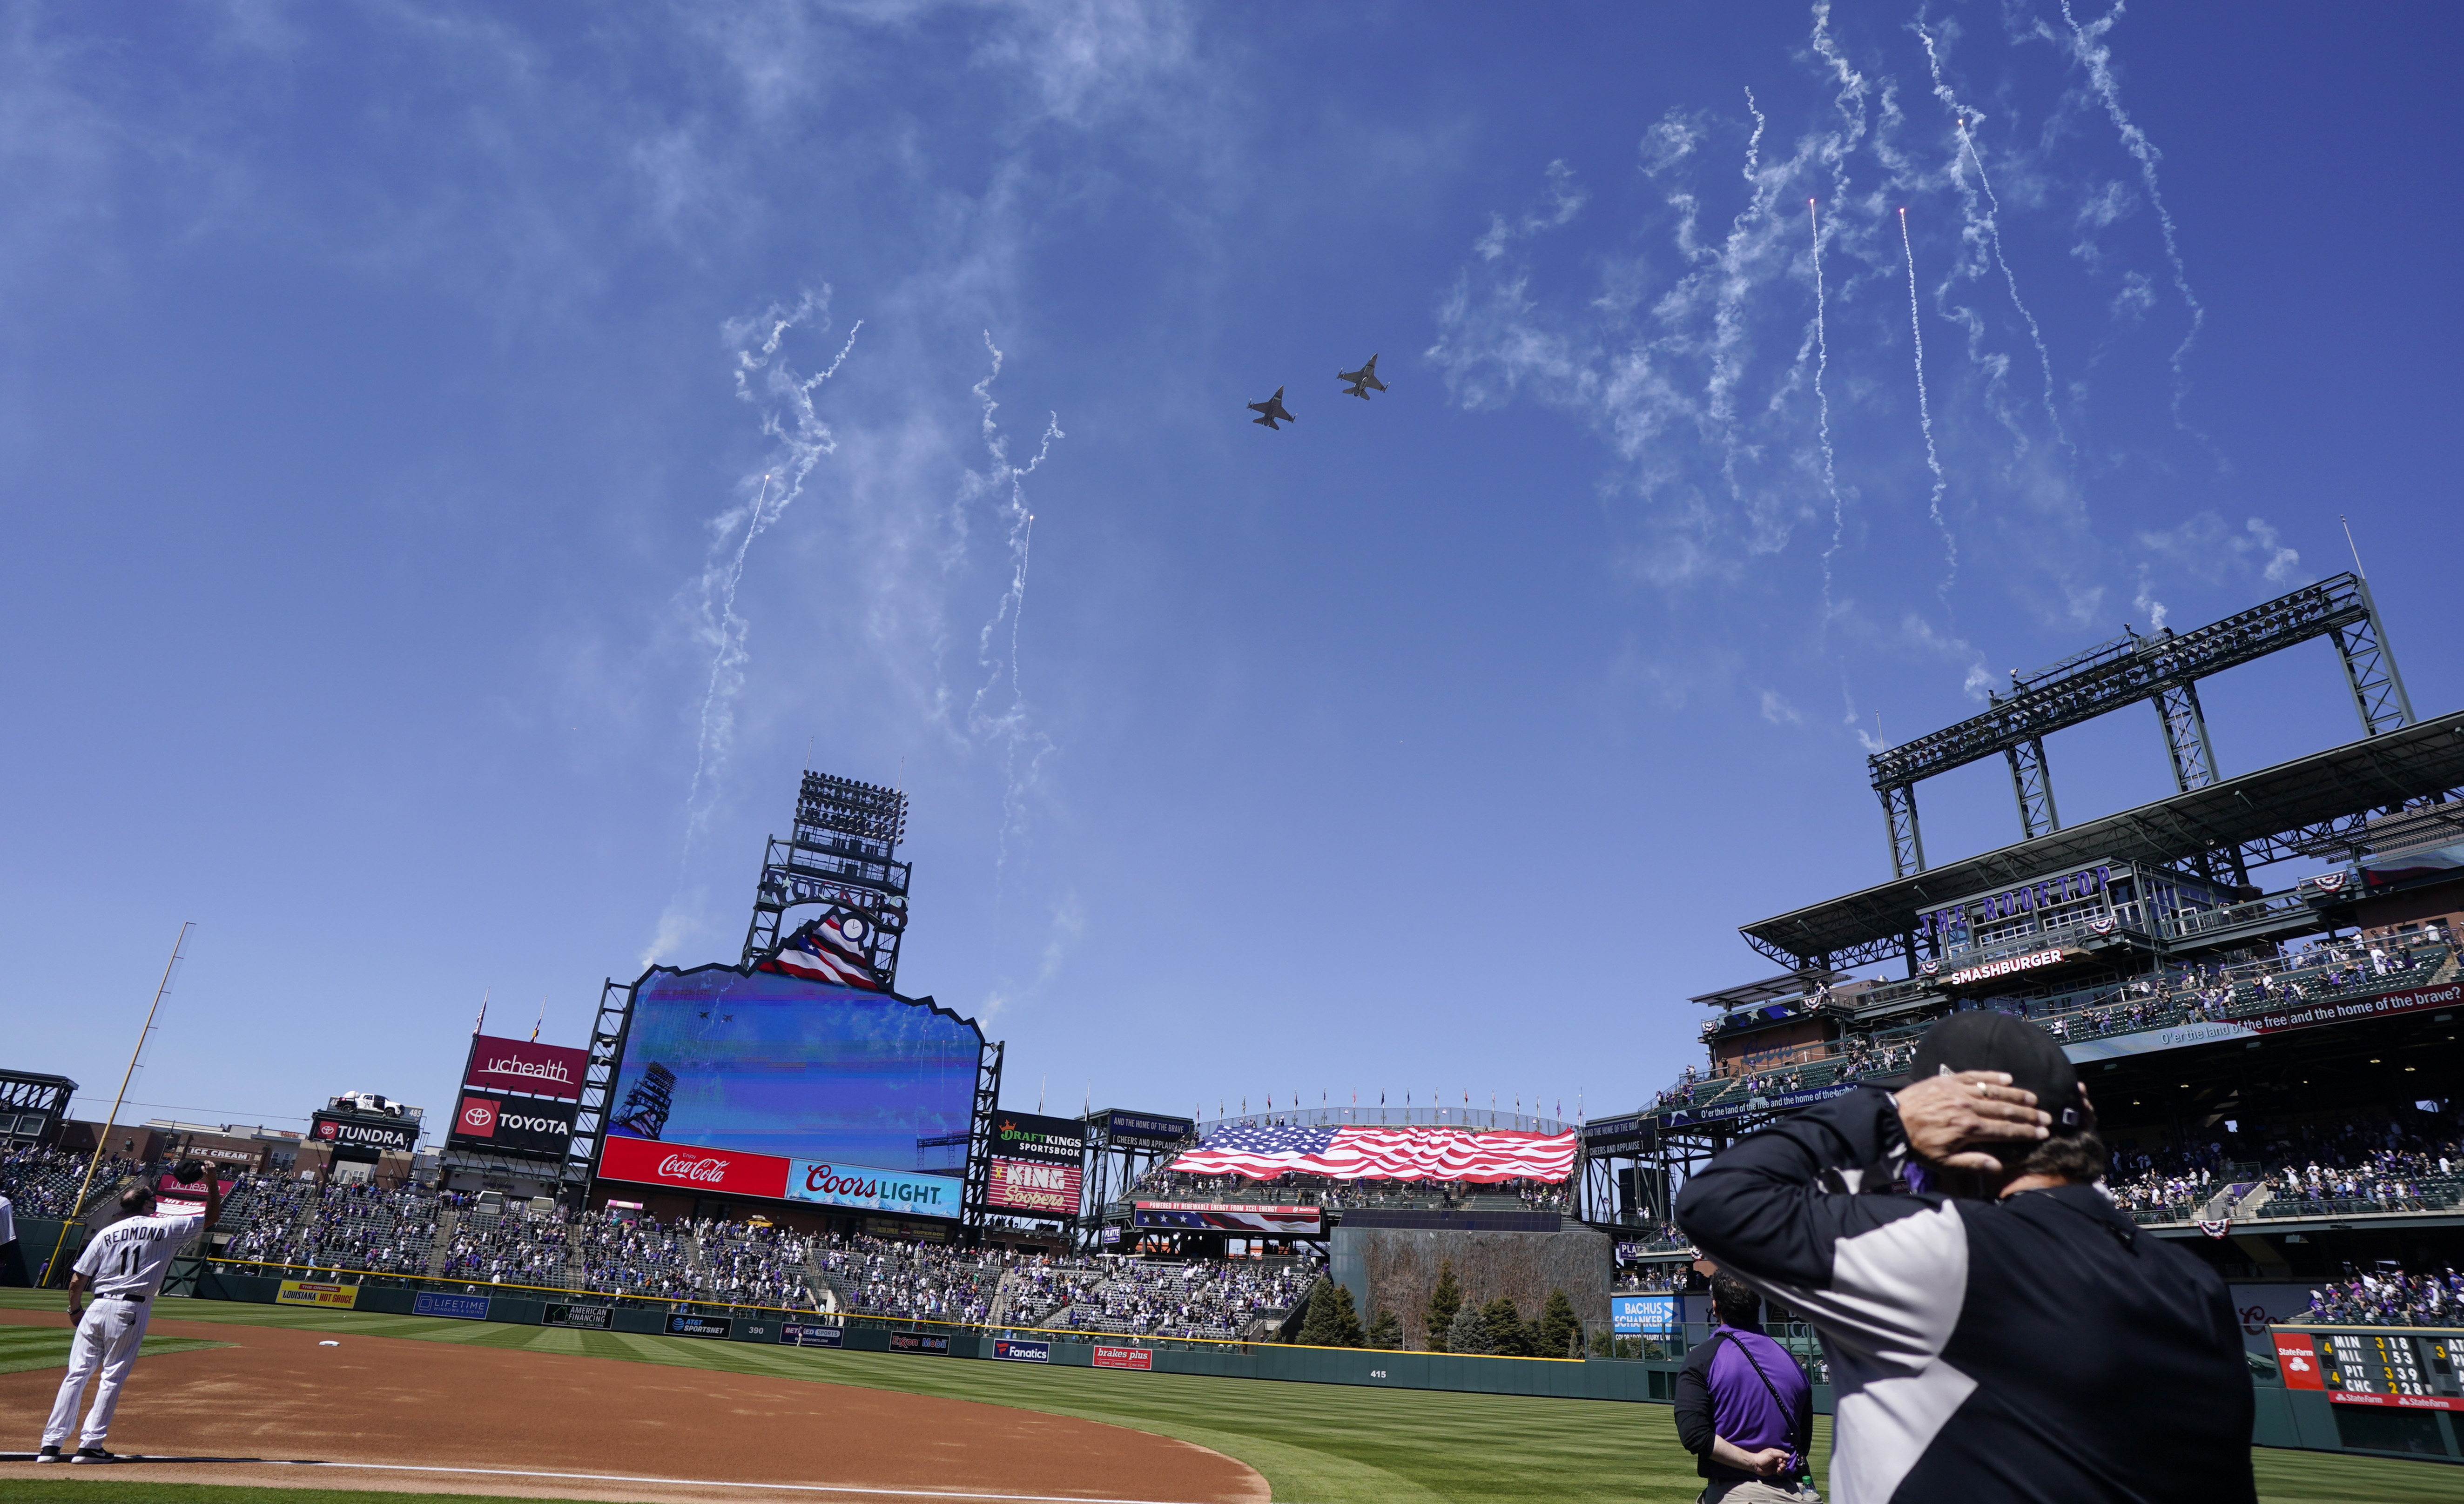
[447,1089,576,1160]
[597,1135,790,1199]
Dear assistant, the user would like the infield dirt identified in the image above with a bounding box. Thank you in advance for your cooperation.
[0,1310,1266,1504]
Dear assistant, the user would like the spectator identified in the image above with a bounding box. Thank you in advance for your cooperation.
[1675,1271,1816,1504]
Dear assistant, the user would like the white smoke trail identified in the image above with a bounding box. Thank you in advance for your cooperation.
[1705,87,1771,515]
[1918,25,2069,454]
[684,292,862,843]
[2054,0,2206,433]
[963,331,1064,882]
[1809,196,1845,632]
[1898,207,1954,604]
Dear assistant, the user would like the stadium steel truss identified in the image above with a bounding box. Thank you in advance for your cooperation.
[741,772,912,989]
[1579,573,2462,1251]
[1868,572,2413,885]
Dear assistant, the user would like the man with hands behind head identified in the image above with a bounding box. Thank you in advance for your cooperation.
[36,1161,220,1464]
[1675,1012,2253,1504]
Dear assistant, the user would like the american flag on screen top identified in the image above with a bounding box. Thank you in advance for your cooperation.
[1168,1125,1577,1183]
[757,912,882,991]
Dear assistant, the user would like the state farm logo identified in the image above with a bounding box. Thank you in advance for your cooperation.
[458,1098,499,1136]
[658,1154,732,1184]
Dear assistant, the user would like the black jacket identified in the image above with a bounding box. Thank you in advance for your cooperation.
[1675,1087,2254,1504]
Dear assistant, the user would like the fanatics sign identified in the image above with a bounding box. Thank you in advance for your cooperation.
[596,1135,791,1199]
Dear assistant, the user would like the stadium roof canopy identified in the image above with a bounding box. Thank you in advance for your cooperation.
[1741,709,2464,972]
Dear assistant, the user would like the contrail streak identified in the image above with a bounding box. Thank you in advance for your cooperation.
[685,293,862,843]
[1899,207,1954,604]
[2056,0,2205,433]
[965,331,1064,883]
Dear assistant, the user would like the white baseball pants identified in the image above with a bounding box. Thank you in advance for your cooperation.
[43,1296,151,1447]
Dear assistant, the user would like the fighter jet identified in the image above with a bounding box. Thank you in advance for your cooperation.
[1248,387,1295,429]
[1338,355,1387,400]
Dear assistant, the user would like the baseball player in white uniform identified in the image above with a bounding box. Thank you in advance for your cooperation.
[37,1163,219,1463]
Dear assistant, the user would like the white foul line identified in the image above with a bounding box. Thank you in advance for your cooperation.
[246,1457,1232,1504]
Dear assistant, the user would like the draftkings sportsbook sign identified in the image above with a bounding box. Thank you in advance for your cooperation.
[985,1111,1084,1216]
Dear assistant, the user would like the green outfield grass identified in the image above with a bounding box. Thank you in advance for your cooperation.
[0,1291,2450,1502]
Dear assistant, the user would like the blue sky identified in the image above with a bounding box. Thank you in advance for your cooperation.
[4,1,2458,1147]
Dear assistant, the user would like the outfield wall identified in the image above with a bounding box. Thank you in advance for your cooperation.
[170,1264,2457,1464]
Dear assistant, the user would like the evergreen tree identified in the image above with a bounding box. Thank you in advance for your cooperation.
[1424,1259,1463,1352]
[1366,1308,1403,1350]
[1481,1296,1528,1356]
[1328,1281,1366,1347]
[1444,1301,1493,1353]
[1295,1278,1340,1347]
[1535,1288,1581,1358]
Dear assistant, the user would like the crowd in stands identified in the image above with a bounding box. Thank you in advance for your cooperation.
[1034,1257,1315,1340]
[2299,1267,2464,1328]
[0,1148,148,1218]
[819,1235,1000,1323]
[815,1234,1314,1341]
[1653,923,2457,1115]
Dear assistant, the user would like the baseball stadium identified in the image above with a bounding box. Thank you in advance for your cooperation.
[5,571,2463,1503]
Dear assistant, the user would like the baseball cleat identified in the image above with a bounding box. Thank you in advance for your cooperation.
[36,1444,63,1463]
[70,1446,121,1464]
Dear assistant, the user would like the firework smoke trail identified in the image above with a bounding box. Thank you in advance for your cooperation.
[684,294,862,840]
[1810,197,1846,633]
[964,331,1065,883]
[1705,87,1772,511]
[1917,27,2068,454]
[1899,207,1955,604]
[2056,0,2205,432]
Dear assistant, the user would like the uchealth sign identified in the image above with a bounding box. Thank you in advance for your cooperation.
[597,1135,790,1199]
[447,1090,577,1160]
[787,1158,963,1217]
[462,1033,588,1103]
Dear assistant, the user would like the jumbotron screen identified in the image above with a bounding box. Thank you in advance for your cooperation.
[600,966,982,1209]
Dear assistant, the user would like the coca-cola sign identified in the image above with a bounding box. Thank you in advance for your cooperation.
[596,1134,788,1199]
[462,1034,589,1103]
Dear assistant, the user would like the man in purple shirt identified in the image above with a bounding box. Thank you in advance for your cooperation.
[1674,1271,1817,1503]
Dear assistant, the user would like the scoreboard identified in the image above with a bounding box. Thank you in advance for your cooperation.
[2275,1328,2462,1410]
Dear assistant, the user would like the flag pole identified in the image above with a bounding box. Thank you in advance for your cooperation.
[45,922,189,1287]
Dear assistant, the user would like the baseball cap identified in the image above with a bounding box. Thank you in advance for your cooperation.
[1908,1012,2085,1135]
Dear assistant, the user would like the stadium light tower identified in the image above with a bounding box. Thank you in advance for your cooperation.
[740,771,913,987]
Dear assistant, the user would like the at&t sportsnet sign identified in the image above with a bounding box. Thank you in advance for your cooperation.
[448,1091,576,1161]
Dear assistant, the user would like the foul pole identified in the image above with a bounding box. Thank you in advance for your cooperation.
[42,922,191,1286]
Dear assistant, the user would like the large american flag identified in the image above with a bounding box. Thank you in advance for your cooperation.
[756,912,882,991]
[1168,1124,1577,1183]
